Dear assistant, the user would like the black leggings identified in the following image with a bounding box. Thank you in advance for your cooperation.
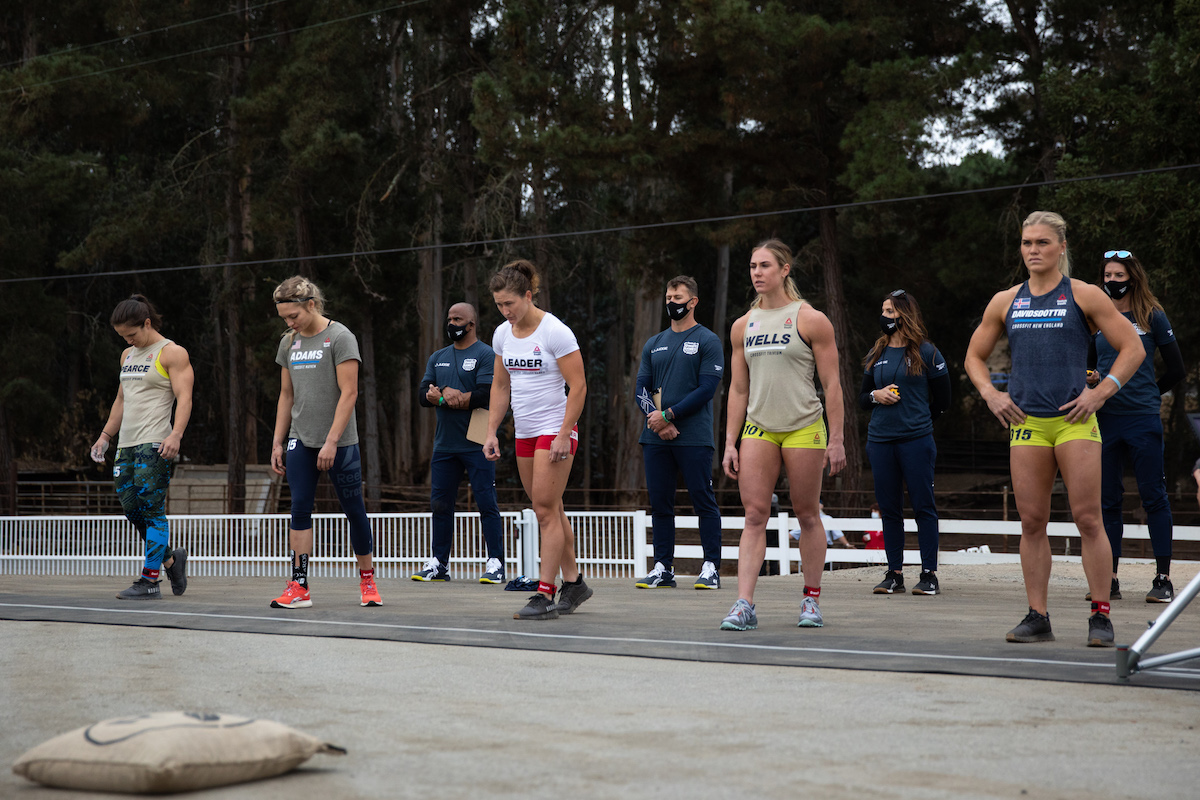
[286,440,374,556]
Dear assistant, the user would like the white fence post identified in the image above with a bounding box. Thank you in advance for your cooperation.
[519,508,539,578]
[775,512,791,576]
[632,509,649,576]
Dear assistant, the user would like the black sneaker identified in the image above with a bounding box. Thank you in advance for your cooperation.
[164,548,188,596]
[1146,575,1174,604]
[555,578,594,614]
[1086,578,1120,601]
[117,578,162,601]
[1006,608,1055,643]
[911,571,939,595]
[514,593,559,620]
[872,570,904,594]
[411,558,451,582]
[1087,612,1115,647]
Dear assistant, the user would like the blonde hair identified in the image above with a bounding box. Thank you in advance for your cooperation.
[272,276,326,314]
[1021,211,1071,277]
[749,238,803,310]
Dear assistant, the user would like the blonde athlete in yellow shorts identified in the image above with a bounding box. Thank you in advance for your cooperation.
[720,239,845,632]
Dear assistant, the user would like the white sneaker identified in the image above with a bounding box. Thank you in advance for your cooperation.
[479,557,505,584]
[694,561,721,589]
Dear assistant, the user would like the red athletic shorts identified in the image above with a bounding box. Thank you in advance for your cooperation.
[515,426,579,457]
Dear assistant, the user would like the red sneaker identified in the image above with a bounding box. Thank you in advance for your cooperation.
[270,580,312,609]
[360,575,382,607]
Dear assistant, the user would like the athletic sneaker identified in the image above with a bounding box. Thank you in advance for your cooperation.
[912,571,939,596]
[720,599,757,631]
[694,561,721,590]
[270,580,312,609]
[514,593,559,620]
[1006,608,1054,643]
[116,578,161,600]
[1087,612,1115,648]
[359,575,382,607]
[164,548,188,596]
[411,558,451,582]
[635,561,676,589]
[873,570,904,594]
[1086,578,1121,601]
[479,558,505,584]
[798,596,824,628]
[1146,575,1174,604]
[555,578,594,614]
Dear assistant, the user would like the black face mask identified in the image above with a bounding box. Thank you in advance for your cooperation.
[446,322,471,341]
[1103,280,1130,299]
[666,300,692,321]
[880,315,898,335]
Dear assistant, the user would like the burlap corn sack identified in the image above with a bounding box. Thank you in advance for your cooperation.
[12,711,346,794]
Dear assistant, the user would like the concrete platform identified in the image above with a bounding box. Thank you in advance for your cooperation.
[2,562,1198,798]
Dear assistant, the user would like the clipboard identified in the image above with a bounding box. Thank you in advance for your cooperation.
[466,408,489,445]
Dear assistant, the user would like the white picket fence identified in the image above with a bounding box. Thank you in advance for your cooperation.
[1,513,1196,578]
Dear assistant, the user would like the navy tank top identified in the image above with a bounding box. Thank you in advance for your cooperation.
[1004,275,1090,415]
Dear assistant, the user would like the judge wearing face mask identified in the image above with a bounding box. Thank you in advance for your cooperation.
[1086,250,1185,604]
[859,290,951,596]
[413,302,506,585]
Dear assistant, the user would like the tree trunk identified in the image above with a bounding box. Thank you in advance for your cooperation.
[394,367,414,484]
[0,402,16,515]
[612,279,661,500]
[360,312,382,511]
[711,168,734,456]
[818,204,862,493]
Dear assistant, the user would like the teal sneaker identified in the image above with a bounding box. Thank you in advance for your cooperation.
[720,599,757,631]
[798,596,824,628]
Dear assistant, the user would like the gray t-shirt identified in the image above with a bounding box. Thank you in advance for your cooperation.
[275,321,361,448]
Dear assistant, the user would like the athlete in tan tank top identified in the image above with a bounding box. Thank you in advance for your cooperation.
[719,240,845,633]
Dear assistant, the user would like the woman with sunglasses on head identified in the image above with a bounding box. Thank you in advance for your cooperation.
[268,276,382,610]
[965,212,1144,647]
[719,239,846,632]
[483,260,591,621]
[1087,250,1185,603]
[859,289,951,596]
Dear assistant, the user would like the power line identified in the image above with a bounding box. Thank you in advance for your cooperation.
[2,1,430,95]
[2,162,1196,285]
[0,0,292,71]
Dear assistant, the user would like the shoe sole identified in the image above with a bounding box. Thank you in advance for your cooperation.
[116,593,161,600]
[411,576,450,582]
[514,609,559,620]
[168,550,188,596]
[557,586,594,614]
[798,619,823,628]
[912,588,938,595]
[1006,632,1055,643]
[479,577,505,584]
[1087,637,1115,647]
[635,582,675,589]
[1146,596,1173,603]
[270,599,312,609]
[873,587,902,594]
[694,582,720,589]
[720,621,757,631]
[361,598,383,607]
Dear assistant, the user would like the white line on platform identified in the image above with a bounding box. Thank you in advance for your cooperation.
[5,601,1199,678]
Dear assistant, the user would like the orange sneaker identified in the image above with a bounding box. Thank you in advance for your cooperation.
[270,580,312,609]
[360,575,382,607]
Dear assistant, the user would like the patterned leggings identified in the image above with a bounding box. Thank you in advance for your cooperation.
[114,443,172,572]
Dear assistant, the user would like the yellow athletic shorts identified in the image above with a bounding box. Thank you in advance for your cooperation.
[1009,414,1101,447]
[741,417,827,449]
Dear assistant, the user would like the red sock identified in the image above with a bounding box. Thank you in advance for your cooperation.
[360,569,374,580]
[537,580,557,598]
[141,568,160,581]
[1091,601,1110,615]
[804,586,821,599]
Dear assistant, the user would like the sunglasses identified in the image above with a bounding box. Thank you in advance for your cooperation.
[1103,250,1132,259]
[890,289,906,298]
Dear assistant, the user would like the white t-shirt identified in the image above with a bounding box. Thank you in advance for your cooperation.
[492,312,581,438]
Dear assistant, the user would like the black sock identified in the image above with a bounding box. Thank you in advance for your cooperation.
[292,551,309,587]
[566,573,583,585]
[1156,557,1170,578]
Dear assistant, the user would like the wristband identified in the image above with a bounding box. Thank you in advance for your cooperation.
[660,410,668,422]
[438,396,446,406]
[100,430,114,440]
[1104,374,1122,391]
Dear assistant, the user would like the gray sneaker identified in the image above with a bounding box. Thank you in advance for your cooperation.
[1087,613,1115,648]
[720,599,757,631]
[798,596,824,628]
[514,593,559,620]
[117,578,161,600]
[1146,575,1174,604]
[555,578,594,614]
[164,548,188,596]
[694,561,721,590]
[1006,608,1055,643]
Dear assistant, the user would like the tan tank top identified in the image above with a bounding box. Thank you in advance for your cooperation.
[744,301,823,431]
[119,339,175,447]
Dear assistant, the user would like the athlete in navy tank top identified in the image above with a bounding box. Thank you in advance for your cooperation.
[966,211,1144,649]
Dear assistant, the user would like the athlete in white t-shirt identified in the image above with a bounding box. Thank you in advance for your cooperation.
[483,260,592,621]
